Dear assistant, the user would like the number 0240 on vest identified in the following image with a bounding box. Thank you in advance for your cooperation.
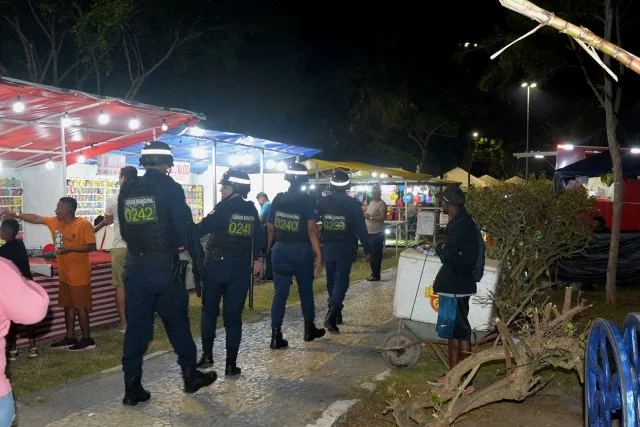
[274,211,300,232]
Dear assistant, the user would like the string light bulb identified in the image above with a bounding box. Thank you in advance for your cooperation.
[77,153,86,163]
[61,112,72,127]
[161,119,168,132]
[129,115,140,130]
[98,109,109,125]
[276,161,287,171]
[13,96,25,113]
[265,159,277,169]
[46,160,55,170]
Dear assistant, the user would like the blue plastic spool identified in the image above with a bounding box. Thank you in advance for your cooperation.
[585,315,639,426]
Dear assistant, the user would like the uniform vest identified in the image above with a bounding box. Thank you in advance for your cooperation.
[320,194,356,244]
[272,192,310,244]
[206,198,257,255]
[118,172,179,254]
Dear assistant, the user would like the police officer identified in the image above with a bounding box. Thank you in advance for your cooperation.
[267,163,325,349]
[196,169,263,375]
[118,140,215,405]
[315,171,371,333]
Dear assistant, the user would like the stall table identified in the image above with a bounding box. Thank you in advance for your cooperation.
[15,252,118,348]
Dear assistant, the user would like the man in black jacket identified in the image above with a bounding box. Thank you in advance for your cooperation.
[433,185,479,376]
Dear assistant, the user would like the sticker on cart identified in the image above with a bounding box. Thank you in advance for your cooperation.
[425,283,439,312]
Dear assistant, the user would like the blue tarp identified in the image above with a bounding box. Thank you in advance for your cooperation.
[92,125,321,173]
[555,151,640,180]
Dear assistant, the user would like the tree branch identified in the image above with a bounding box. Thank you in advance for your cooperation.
[569,38,605,108]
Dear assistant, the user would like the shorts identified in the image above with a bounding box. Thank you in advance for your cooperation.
[0,391,15,427]
[58,282,92,310]
[111,247,128,288]
[453,296,471,341]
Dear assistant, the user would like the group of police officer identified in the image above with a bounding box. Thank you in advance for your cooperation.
[116,140,371,405]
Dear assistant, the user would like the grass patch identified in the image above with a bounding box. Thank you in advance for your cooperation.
[8,249,399,400]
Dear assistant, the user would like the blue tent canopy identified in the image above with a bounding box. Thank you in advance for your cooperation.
[555,151,640,180]
[90,125,321,173]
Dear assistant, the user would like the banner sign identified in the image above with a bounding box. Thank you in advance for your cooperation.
[97,154,126,176]
[170,161,191,184]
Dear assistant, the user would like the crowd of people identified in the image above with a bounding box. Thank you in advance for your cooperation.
[0,140,484,423]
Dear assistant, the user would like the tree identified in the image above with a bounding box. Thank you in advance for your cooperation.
[349,84,464,173]
[477,0,635,304]
[0,0,238,99]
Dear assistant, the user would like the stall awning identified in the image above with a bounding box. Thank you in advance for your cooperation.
[110,127,321,171]
[301,159,456,183]
[0,77,203,168]
[555,150,640,179]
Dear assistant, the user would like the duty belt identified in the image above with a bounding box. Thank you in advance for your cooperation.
[128,250,179,264]
[206,247,251,261]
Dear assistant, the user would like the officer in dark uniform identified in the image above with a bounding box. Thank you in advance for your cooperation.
[267,163,325,349]
[315,171,371,333]
[196,169,263,375]
[118,140,215,406]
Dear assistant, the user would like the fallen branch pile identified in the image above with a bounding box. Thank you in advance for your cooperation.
[385,288,588,427]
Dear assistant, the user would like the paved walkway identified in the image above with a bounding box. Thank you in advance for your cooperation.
[16,269,397,427]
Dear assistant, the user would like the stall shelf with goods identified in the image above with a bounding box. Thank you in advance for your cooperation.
[183,184,204,222]
[0,177,24,244]
[67,177,119,224]
[14,252,117,348]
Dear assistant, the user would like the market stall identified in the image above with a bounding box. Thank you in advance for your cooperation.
[14,253,115,348]
[302,159,459,252]
[0,77,203,345]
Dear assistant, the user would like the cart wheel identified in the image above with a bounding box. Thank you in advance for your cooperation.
[381,329,422,369]
[585,319,636,427]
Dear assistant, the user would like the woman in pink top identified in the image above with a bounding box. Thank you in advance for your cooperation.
[0,258,50,426]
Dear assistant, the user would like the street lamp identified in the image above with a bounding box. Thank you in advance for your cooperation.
[469,131,480,188]
[521,82,537,179]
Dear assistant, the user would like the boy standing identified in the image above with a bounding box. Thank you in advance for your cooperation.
[6,197,97,351]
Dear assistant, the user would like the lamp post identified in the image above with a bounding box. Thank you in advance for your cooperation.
[468,132,479,189]
[521,82,537,180]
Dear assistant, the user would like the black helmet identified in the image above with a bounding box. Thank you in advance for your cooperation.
[330,170,351,191]
[139,140,174,167]
[220,169,251,197]
[284,163,309,184]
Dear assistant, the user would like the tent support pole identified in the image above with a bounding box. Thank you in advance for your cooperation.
[61,118,67,196]
[152,128,157,141]
[260,148,265,193]
[405,181,409,249]
[212,141,217,207]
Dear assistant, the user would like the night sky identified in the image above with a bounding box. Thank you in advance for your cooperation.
[3,0,638,177]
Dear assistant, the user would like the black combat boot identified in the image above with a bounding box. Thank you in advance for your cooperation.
[197,352,213,369]
[122,374,151,406]
[225,347,241,376]
[183,366,217,394]
[337,310,343,325]
[270,326,289,349]
[324,307,340,333]
[304,321,326,342]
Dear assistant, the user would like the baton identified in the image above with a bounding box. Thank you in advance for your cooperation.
[185,220,202,297]
[249,238,254,308]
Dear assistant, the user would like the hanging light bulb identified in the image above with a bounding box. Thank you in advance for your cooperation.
[301,185,307,191]
[61,112,72,127]
[241,154,253,165]
[46,160,55,170]
[98,109,109,125]
[276,161,287,172]
[13,96,25,113]
[229,155,242,166]
[129,115,140,130]
[309,184,316,190]
[192,145,207,158]
[77,153,86,163]
[266,159,277,169]
[372,172,378,177]
[161,119,168,132]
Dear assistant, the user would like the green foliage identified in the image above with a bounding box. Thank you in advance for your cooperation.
[466,177,597,317]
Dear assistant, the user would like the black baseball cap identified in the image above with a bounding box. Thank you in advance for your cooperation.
[436,185,465,206]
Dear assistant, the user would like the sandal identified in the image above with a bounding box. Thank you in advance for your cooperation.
[366,275,381,282]
[7,350,18,361]
[29,348,39,358]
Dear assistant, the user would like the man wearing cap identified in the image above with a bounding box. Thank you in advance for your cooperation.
[432,184,479,389]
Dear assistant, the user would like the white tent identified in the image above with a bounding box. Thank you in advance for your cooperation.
[479,174,498,186]
[505,176,526,185]
[442,167,487,191]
